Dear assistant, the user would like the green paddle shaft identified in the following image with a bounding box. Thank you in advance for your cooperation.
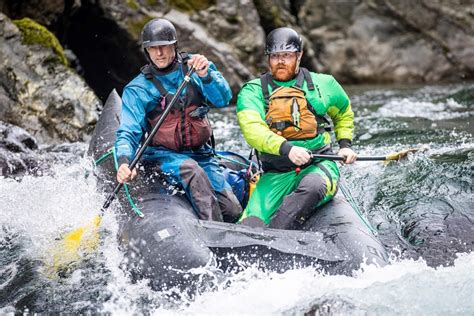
[101,65,196,212]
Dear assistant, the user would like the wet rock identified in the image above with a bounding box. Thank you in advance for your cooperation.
[2,123,38,153]
[2,0,474,99]
[0,0,66,28]
[192,0,267,76]
[0,121,37,152]
[0,121,39,176]
[245,0,320,72]
[99,0,264,92]
[165,9,254,92]
[0,120,88,177]
[253,0,297,32]
[0,13,100,145]
[304,296,360,315]
[298,0,474,83]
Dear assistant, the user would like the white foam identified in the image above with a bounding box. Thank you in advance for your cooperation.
[375,98,472,120]
[0,158,104,255]
[164,252,474,315]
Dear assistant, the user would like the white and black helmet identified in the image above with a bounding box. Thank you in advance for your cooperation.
[265,27,303,55]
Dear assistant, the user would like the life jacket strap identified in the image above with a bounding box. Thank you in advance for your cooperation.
[316,115,332,134]
[140,64,169,98]
[266,119,301,132]
[301,68,314,90]
[260,69,312,105]
[140,51,192,102]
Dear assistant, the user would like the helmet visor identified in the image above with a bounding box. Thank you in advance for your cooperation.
[265,44,299,55]
[142,39,177,48]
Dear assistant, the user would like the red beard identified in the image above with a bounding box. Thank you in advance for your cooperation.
[271,63,296,81]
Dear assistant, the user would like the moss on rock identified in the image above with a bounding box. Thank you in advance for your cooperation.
[13,18,68,66]
[126,0,139,10]
[269,6,285,27]
[168,0,215,12]
[127,15,154,39]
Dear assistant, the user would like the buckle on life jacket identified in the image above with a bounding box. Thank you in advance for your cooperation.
[189,106,209,118]
[291,97,301,129]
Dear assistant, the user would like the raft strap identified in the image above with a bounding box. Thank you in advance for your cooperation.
[92,148,144,217]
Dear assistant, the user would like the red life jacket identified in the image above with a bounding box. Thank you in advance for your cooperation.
[141,53,212,151]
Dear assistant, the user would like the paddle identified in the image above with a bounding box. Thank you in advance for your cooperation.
[314,147,426,236]
[44,65,197,276]
[309,147,421,161]
[104,65,196,211]
[293,147,425,175]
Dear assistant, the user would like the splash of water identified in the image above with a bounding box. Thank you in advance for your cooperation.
[144,253,474,315]
[1,83,473,314]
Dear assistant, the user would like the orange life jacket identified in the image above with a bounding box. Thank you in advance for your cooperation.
[260,68,330,140]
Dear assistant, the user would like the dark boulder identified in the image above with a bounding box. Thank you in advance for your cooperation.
[0,13,100,145]
[0,120,39,176]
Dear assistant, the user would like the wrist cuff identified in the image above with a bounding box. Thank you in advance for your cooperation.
[338,139,352,149]
[201,72,212,84]
[279,141,293,156]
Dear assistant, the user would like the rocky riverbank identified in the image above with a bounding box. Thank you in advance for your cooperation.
[0,0,473,175]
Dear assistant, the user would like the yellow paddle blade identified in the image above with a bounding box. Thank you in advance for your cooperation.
[63,215,101,252]
[383,146,430,166]
[42,215,102,278]
[385,148,420,161]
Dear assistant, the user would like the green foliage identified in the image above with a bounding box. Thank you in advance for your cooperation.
[13,18,68,66]
[168,0,215,12]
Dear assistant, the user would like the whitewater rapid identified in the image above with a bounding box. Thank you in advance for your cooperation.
[1,83,472,314]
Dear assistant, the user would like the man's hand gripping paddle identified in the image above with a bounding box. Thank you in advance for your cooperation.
[43,66,197,276]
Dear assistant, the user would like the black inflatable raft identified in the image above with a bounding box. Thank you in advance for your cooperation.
[88,90,389,290]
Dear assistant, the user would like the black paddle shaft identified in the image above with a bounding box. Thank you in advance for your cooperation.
[311,154,388,161]
[101,66,196,212]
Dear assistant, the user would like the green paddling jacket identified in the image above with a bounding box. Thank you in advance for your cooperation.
[236,70,354,166]
[236,70,355,225]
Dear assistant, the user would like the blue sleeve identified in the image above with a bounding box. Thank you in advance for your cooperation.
[195,61,232,107]
[114,86,148,163]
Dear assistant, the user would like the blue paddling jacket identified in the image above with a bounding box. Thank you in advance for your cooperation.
[115,54,232,164]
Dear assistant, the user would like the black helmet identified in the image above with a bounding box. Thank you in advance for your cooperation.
[265,27,302,55]
[141,18,177,48]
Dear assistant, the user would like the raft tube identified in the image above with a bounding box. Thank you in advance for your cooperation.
[88,90,389,290]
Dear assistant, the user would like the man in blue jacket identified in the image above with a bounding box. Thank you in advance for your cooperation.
[115,18,242,222]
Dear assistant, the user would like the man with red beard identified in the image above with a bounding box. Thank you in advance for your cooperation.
[236,27,357,228]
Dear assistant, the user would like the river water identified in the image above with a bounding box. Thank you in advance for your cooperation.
[1,83,473,314]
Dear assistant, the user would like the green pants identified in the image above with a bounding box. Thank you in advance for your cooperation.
[240,160,339,228]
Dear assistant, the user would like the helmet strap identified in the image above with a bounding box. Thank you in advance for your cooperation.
[295,52,302,74]
[144,49,152,64]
